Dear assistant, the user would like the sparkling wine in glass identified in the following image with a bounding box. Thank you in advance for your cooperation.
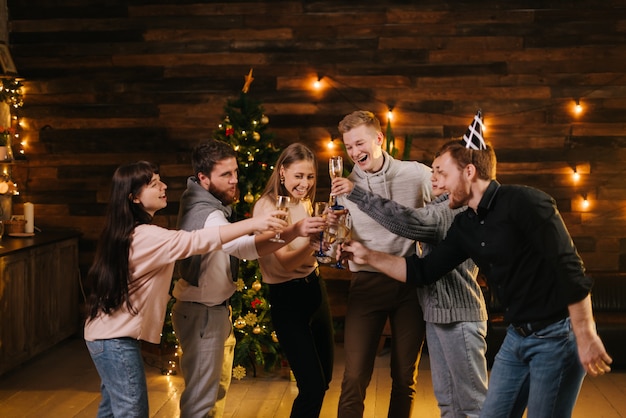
[329,156,343,208]
[332,212,352,269]
[269,195,290,243]
[314,202,332,263]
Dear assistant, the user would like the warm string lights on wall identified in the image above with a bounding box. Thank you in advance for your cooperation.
[308,72,626,214]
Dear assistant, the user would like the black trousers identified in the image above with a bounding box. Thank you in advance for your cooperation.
[268,272,334,418]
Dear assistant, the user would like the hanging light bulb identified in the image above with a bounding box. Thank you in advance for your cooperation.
[581,193,589,209]
[313,76,323,90]
[572,168,580,182]
[387,107,393,122]
[574,99,583,115]
[327,137,335,150]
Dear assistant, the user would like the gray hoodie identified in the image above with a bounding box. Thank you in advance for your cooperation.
[338,151,432,272]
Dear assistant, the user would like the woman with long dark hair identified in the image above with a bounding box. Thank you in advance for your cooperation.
[84,161,286,418]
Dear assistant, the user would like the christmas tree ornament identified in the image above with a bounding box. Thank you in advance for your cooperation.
[271,331,279,343]
[244,189,255,204]
[253,131,261,141]
[253,325,262,334]
[252,279,262,291]
[234,316,247,329]
[224,116,234,137]
[261,114,269,125]
[232,365,247,380]
[244,312,259,325]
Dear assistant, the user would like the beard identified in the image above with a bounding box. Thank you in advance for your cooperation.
[447,180,471,209]
[209,184,239,206]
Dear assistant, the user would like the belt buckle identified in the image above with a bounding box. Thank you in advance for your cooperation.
[514,324,530,337]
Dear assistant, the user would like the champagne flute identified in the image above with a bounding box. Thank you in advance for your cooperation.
[313,202,332,263]
[329,156,343,209]
[269,195,290,243]
[332,212,351,269]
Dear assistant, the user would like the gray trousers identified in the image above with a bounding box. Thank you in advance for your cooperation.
[172,301,234,418]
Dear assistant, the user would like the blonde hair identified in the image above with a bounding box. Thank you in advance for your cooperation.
[338,110,382,134]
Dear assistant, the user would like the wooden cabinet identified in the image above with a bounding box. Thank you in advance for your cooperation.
[0,231,80,376]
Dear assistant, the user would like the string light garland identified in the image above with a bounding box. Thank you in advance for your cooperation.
[309,72,626,218]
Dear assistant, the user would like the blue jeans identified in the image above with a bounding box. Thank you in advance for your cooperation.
[481,318,585,418]
[86,338,149,418]
[426,321,488,418]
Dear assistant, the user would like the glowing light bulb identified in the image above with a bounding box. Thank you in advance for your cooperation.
[327,138,335,149]
[572,170,580,182]
[313,79,322,89]
[574,99,583,115]
[387,109,393,122]
[581,194,589,209]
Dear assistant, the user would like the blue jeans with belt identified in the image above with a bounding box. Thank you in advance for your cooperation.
[268,271,334,418]
[86,338,149,418]
[481,318,585,418]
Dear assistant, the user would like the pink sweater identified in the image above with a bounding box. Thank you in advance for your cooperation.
[84,224,222,344]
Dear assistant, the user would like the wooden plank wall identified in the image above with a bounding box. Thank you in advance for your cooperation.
[5,0,626,274]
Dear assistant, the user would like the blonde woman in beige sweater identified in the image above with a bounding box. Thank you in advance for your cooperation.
[254,143,333,418]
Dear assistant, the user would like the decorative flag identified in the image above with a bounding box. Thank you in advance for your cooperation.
[461,110,486,150]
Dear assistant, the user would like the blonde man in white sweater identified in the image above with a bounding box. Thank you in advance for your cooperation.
[334,111,433,418]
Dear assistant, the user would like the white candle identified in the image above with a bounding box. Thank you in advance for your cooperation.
[24,202,34,233]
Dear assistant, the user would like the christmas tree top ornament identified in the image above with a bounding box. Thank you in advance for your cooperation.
[461,110,486,150]
[242,68,254,93]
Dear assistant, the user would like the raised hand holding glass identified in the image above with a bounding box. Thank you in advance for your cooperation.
[332,212,351,269]
[328,156,343,208]
[269,195,291,243]
[313,201,332,263]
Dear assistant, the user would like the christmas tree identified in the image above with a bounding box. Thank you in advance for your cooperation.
[213,69,283,379]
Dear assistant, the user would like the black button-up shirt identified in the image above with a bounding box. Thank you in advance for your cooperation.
[406,180,592,324]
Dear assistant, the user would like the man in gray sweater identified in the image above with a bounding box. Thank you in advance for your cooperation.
[333,110,433,418]
[332,155,488,417]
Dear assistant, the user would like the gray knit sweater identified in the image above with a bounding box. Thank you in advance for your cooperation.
[338,151,433,272]
[348,187,487,323]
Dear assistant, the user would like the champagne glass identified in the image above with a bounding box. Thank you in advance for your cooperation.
[329,156,344,209]
[313,202,332,263]
[269,195,290,243]
[332,212,351,269]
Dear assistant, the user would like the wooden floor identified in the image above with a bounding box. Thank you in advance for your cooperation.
[0,335,625,418]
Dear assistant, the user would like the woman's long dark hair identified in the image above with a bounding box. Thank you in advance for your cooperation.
[85,161,157,320]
